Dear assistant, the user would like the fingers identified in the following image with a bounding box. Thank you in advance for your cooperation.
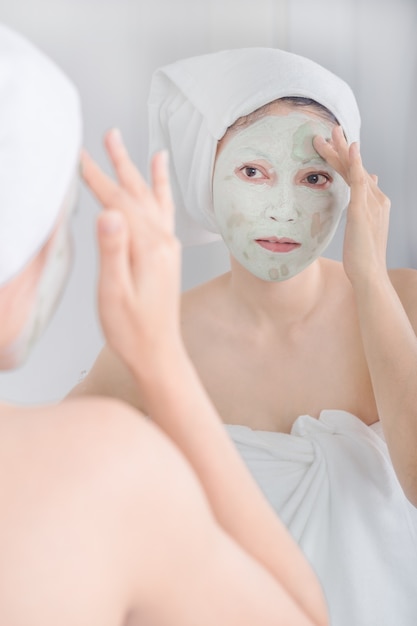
[345,142,391,223]
[332,125,350,160]
[81,133,150,215]
[104,129,150,199]
[347,141,365,185]
[348,143,381,193]
[314,126,349,163]
[313,134,346,180]
[97,208,132,292]
[347,143,383,208]
[314,130,388,221]
[312,134,333,158]
[81,146,144,249]
[82,135,177,287]
[82,133,173,224]
[314,128,377,191]
[81,148,122,209]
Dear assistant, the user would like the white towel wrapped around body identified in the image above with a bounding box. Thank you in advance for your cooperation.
[147,48,361,246]
[226,411,417,626]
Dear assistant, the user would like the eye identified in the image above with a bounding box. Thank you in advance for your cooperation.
[302,172,332,188]
[243,166,262,178]
[236,163,270,182]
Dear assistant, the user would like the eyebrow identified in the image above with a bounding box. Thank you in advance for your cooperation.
[234,148,330,168]
[235,149,272,160]
[301,156,327,165]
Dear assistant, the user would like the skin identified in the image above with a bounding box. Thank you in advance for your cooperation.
[0,133,328,625]
[0,187,75,370]
[212,113,349,281]
[71,101,417,511]
[0,245,48,369]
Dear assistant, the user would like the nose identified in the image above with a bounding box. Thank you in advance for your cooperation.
[263,185,301,222]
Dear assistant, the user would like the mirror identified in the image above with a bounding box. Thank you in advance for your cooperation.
[0,0,415,402]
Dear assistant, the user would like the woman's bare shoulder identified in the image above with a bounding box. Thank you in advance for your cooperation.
[68,342,145,409]
[388,267,417,319]
[0,396,149,468]
[388,266,417,287]
[0,397,170,527]
[0,397,178,625]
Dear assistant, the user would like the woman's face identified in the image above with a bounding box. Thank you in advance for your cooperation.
[0,178,78,370]
[212,107,349,281]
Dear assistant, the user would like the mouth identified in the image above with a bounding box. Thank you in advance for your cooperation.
[255,237,301,253]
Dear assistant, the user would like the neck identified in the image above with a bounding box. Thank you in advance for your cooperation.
[227,256,326,327]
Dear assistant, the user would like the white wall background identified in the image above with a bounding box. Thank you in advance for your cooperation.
[0,0,415,403]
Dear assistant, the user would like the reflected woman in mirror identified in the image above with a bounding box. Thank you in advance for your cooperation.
[74,49,417,626]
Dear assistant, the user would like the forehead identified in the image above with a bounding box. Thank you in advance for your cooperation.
[216,111,333,162]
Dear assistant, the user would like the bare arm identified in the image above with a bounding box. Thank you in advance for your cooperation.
[80,130,329,626]
[68,343,144,411]
[315,129,417,506]
[352,269,417,506]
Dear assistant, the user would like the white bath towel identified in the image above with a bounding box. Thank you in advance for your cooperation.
[148,48,360,246]
[0,23,82,286]
[226,411,417,626]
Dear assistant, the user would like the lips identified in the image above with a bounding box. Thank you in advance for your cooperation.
[255,237,301,253]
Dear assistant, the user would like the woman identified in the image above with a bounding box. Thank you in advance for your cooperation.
[0,26,328,626]
[74,49,417,626]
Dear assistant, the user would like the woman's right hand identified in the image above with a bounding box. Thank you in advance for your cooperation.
[313,126,391,291]
[81,129,182,379]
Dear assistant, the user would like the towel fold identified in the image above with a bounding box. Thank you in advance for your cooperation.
[226,411,417,626]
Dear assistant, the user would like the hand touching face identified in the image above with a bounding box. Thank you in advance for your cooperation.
[313,126,391,288]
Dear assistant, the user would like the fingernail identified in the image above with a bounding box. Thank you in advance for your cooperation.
[111,128,123,146]
[160,149,169,166]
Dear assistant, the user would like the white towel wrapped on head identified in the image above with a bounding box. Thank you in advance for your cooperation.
[148,48,361,246]
[0,23,82,287]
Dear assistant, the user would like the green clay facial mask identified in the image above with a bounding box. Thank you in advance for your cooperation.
[0,178,77,370]
[212,113,349,281]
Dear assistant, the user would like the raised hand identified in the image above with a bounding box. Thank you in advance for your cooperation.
[313,126,391,290]
[81,129,181,379]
